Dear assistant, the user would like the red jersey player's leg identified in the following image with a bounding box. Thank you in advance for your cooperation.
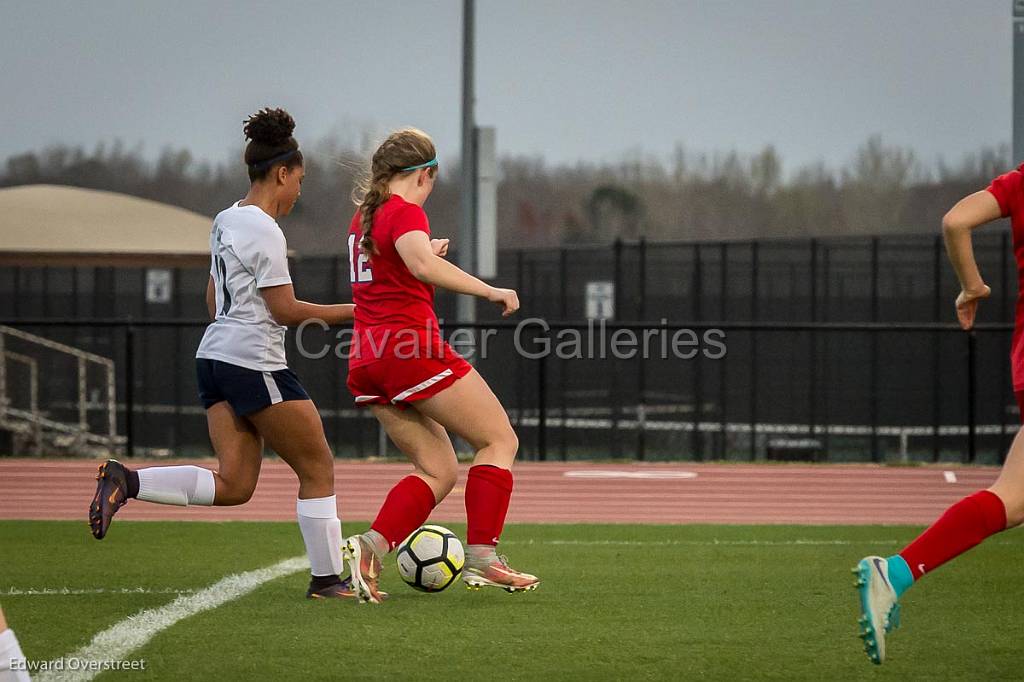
[344,405,456,604]
[854,429,1024,664]
[414,368,539,593]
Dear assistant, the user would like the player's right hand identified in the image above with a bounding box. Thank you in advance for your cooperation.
[955,284,990,330]
[487,287,520,317]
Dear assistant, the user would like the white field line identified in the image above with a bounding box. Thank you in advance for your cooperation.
[2,587,197,597]
[34,555,306,682]
[506,538,1021,547]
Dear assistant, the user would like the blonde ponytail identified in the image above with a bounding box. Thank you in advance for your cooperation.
[351,127,437,257]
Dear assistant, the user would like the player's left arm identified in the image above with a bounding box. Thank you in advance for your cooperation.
[205,276,216,321]
[260,284,355,326]
[942,190,1001,330]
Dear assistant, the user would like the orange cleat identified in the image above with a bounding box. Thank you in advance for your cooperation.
[463,554,540,593]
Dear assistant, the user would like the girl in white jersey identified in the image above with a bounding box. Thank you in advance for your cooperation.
[89,108,360,600]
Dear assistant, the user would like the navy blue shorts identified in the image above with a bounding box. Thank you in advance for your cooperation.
[196,359,309,416]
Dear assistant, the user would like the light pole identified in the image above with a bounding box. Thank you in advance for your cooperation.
[458,0,477,325]
[1014,1,1024,163]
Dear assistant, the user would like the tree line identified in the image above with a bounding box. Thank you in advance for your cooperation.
[1,135,1011,256]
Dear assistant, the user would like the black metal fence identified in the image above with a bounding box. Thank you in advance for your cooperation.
[0,318,1016,465]
[1,231,1018,325]
[1,230,1020,463]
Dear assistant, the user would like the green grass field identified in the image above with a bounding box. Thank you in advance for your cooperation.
[1,520,1022,680]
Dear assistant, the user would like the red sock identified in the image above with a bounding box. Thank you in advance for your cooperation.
[899,490,1007,579]
[465,465,513,545]
[370,475,437,551]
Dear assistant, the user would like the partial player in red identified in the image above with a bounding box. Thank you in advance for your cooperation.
[341,128,538,603]
[89,108,359,600]
[853,165,1024,664]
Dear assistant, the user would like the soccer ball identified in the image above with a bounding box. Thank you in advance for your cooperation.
[396,525,465,592]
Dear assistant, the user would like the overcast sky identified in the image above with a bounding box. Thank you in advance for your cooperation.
[0,0,1012,174]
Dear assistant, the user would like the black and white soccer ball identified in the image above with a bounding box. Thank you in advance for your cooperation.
[396,525,465,592]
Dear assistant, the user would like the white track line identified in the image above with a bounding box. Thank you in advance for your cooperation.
[35,555,306,682]
[943,470,958,483]
[2,587,197,597]
[563,470,698,480]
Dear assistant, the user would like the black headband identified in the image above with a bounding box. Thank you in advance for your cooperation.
[249,148,299,171]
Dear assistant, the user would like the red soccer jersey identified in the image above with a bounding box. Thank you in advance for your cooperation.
[985,163,1024,390]
[346,194,441,368]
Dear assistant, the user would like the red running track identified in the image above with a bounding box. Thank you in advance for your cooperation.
[0,459,1001,525]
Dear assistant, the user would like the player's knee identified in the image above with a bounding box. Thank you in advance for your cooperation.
[420,459,457,498]
[1002,496,1024,528]
[218,481,255,506]
[300,453,335,487]
[497,426,519,460]
[436,463,458,496]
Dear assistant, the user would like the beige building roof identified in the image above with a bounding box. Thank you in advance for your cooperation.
[0,184,214,266]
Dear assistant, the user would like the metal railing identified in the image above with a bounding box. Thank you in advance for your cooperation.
[0,324,120,455]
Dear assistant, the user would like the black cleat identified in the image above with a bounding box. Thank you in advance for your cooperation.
[89,459,130,539]
[306,576,390,601]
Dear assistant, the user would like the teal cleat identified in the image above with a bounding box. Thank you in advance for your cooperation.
[852,556,901,665]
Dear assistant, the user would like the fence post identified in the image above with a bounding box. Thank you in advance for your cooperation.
[612,239,623,460]
[515,251,526,433]
[750,241,759,460]
[932,235,943,462]
[1000,230,1010,458]
[691,243,703,460]
[536,324,548,462]
[809,239,818,446]
[559,246,569,461]
[718,243,728,459]
[870,237,880,462]
[613,238,623,321]
[968,331,977,464]
[125,324,135,458]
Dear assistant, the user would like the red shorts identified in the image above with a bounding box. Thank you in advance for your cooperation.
[347,342,472,409]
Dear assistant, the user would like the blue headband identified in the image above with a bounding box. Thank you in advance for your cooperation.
[400,158,438,172]
[250,148,299,170]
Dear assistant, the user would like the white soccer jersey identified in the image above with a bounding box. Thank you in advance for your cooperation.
[196,202,293,371]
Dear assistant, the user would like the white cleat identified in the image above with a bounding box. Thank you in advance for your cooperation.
[852,556,901,665]
[343,535,385,604]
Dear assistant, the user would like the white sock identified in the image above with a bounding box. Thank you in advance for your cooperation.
[137,466,216,506]
[296,495,343,577]
[467,544,497,567]
[363,529,390,559]
[0,628,31,682]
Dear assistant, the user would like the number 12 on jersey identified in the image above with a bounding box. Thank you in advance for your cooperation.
[348,234,373,283]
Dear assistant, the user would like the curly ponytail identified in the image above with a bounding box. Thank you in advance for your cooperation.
[243,107,302,182]
[352,128,437,256]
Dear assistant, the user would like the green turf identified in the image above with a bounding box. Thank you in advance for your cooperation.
[1,521,1022,680]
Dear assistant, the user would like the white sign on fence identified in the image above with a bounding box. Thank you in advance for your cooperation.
[146,269,173,304]
[585,281,615,320]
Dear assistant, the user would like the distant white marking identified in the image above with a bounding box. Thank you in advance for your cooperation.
[35,555,306,682]
[2,587,196,597]
[563,470,698,480]
[943,471,958,484]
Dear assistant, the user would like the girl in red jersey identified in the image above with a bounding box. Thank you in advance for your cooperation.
[89,109,358,600]
[853,165,1024,664]
[342,128,538,603]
